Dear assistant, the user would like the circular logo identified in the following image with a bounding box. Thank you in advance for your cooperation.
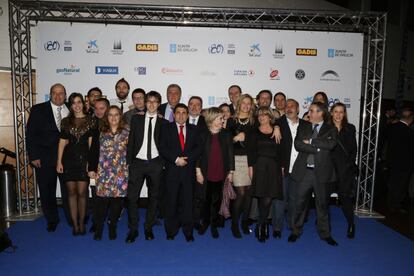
[295,69,305,80]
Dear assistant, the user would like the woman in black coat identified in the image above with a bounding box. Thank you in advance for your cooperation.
[330,102,358,239]
[196,107,235,239]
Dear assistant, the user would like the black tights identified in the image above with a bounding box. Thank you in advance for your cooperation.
[258,197,273,224]
[232,186,251,224]
[66,181,88,231]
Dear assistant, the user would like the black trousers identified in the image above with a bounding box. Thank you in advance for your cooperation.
[292,169,331,239]
[336,169,356,225]
[127,158,163,231]
[35,166,70,225]
[165,176,194,237]
[387,169,412,210]
[94,197,123,233]
[202,181,224,227]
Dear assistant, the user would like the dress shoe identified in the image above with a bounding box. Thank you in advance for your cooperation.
[288,234,299,243]
[197,224,209,235]
[211,227,219,239]
[347,223,355,239]
[47,223,58,232]
[89,224,96,233]
[273,230,282,239]
[125,230,138,244]
[241,220,250,235]
[145,229,154,240]
[231,223,242,239]
[166,235,175,240]
[93,232,102,241]
[185,235,195,242]
[323,236,338,246]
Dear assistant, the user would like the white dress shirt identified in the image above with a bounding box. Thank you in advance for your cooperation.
[136,113,159,160]
[287,117,299,174]
[50,102,69,130]
[189,115,200,125]
[164,104,174,121]
[109,97,133,112]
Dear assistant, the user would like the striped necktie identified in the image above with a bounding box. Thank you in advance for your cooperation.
[56,106,62,131]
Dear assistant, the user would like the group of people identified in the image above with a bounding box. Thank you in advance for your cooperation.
[27,78,365,247]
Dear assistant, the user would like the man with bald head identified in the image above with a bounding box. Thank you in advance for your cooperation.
[26,83,71,232]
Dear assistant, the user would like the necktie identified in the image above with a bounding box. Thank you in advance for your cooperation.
[147,117,153,160]
[179,125,185,151]
[120,101,125,113]
[306,124,319,167]
[191,118,196,125]
[168,110,174,122]
[56,106,62,131]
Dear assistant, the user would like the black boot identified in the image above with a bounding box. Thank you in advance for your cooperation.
[241,220,250,235]
[231,222,242,239]
[256,223,266,242]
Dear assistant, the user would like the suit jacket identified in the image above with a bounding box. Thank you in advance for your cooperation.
[26,101,66,167]
[126,113,168,165]
[159,122,202,182]
[291,122,337,184]
[385,121,414,172]
[186,115,207,131]
[158,103,168,118]
[277,115,310,172]
[197,128,235,184]
[331,123,357,178]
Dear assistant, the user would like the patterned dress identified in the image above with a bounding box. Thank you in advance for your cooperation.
[96,127,129,197]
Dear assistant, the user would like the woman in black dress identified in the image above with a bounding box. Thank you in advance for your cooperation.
[226,94,255,238]
[247,107,283,242]
[330,102,358,238]
[57,93,95,236]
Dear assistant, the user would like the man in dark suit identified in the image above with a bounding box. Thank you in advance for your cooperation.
[26,83,71,232]
[159,103,202,242]
[125,91,168,243]
[158,84,181,122]
[123,88,146,125]
[272,99,309,239]
[227,85,242,115]
[288,101,338,246]
[385,108,414,213]
[187,96,207,130]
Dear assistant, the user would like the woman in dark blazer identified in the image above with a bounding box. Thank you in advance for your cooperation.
[196,107,235,239]
[330,102,358,239]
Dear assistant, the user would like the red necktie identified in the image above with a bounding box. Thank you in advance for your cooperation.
[179,125,185,151]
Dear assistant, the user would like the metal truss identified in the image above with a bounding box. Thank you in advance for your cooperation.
[8,0,386,218]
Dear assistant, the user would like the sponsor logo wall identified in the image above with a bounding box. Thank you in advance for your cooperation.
[35,22,364,127]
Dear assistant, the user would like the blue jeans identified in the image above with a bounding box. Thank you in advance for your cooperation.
[271,175,296,232]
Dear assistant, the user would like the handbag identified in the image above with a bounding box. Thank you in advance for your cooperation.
[219,178,236,219]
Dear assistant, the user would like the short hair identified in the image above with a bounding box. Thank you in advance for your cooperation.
[173,103,189,113]
[204,107,223,129]
[256,89,272,100]
[228,85,242,94]
[87,87,102,97]
[94,97,110,108]
[115,78,130,90]
[50,83,66,95]
[132,88,146,98]
[145,90,162,103]
[287,98,299,109]
[219,103,230,110]
[311,101,330,121]
[167,84,182,94]
[188,96,203,107]
[256,106,275,124]
[401,107,414,120]
[274,92,286,100]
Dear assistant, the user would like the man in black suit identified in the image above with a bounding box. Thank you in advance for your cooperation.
[26,83,71,232]
[272,99,309,238]
[187,96,207,130]
[126,91,168,243]
[158,84,181,122]
[159,103,202,242]
[228,85,242,115]
[385,108,414,213]
[288,101,338,246]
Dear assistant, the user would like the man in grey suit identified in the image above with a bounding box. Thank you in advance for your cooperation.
[288,101,339,246]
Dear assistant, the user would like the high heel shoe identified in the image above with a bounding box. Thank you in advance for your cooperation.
[347,223,355,239]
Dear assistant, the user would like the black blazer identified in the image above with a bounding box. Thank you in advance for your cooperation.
[385,121,414,172]
[158,103,168,118]
[331,123,358,178]
[159,122,203,181]
[126,113,168,164]
[26,101,66,167]
[291,122,338,184]
[186,115,207,131]
[196,128,235,184]
[277,115,310,172]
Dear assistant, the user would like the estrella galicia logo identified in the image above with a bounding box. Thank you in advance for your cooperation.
[208,44,224,54]
[44,41,60,52]
[320,70,340,81]
[95,66,118,75]
[328,48,335,58]
[249,43,261,57]
[134,67,147,75]
[295,69,305,80]
[86,40,99,54]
